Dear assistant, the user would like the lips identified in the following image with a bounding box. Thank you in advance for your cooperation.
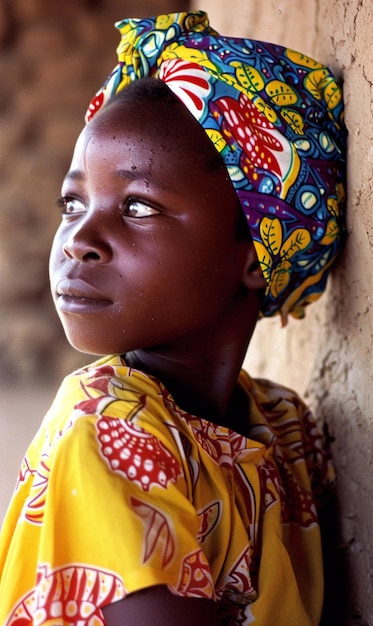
[55,278,113,313]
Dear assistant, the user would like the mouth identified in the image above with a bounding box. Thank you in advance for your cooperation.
[55,278,113,313]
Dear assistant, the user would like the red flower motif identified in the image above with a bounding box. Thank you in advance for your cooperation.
[85,91,104,122]
[213,93,283,177]
[6,564,124,625]
[96,416,182,491]
[159,58,211,119]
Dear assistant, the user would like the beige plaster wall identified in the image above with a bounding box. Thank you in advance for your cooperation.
[192,1,373,623]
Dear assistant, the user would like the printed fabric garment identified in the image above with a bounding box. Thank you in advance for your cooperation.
[0,355,333,625]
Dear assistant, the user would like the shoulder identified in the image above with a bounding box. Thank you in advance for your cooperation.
[54,354,165,419]
[23,356,188,503]
[35,355,179,463]
[239,369,309,425]
[239,369,335,501]
[239,369,321,464]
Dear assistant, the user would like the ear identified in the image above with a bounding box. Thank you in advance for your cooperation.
[241,241,268,291]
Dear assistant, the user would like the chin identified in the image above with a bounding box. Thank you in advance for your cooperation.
[64,336,110,357]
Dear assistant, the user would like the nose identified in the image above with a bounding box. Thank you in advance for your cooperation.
[62,220,113,264]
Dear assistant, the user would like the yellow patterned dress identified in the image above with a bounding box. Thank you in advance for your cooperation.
[0,355,333,625]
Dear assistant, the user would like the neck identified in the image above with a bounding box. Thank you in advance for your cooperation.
[125,312,257,428]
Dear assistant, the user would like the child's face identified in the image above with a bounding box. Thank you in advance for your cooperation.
[49,93,251,357]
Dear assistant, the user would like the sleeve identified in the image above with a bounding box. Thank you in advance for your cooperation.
[38,398,215,608]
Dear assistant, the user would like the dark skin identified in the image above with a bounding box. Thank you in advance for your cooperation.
[49,81,267,623]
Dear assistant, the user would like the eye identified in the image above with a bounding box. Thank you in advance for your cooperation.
[123,199,160,219]
[57,196,86,215]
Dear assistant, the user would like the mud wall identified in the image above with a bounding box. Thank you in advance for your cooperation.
[191,1,372,623]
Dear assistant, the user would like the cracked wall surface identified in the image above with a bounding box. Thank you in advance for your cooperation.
[192,1,373,623]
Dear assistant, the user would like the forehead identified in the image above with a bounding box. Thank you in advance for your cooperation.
[82,86,225,175]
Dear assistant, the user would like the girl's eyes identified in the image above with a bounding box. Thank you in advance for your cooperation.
[56,197,159,219]
[123,199,160,219]
[57,197,85,215]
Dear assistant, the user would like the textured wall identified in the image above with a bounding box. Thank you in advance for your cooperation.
[313,1,373,622]
[192,1,373,623]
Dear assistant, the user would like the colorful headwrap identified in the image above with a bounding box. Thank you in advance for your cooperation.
[85,11,347,322]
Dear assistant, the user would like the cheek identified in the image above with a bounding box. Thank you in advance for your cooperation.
[153,249,235,318]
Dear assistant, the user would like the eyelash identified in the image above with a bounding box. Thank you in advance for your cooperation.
[56,196,84,215]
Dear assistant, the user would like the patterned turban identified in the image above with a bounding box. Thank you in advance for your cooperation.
[85,11,347,323]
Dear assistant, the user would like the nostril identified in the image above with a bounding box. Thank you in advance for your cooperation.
[62,244,74,260]
[62,233,112,263]
[83,251,101,261]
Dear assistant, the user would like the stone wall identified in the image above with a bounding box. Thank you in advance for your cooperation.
[192,1,373,623]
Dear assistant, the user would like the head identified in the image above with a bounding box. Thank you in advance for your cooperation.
[86,10,347,324]
[50,79,265,356]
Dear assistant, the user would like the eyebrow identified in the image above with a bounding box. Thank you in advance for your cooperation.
[64,168,154,183]
[64,170,84,182]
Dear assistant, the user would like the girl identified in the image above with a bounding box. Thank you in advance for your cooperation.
[0,11,346,625]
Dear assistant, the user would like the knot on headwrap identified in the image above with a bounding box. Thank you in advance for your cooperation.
[85,10,347,323]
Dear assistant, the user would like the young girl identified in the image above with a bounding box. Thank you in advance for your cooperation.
[0,11,346,626]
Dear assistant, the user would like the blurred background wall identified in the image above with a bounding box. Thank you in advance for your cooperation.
[1,1,372,623]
